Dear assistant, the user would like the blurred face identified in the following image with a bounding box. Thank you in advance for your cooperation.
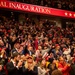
[35,36,38,40]
[21,55,26,61]
[38,46,42,50]
[52,45,55,48]
[10,34,16,42]
[74,49,75,53]
[73,37,75,41]
[27,57,33,63]
[0,40,4,46]
[52,60,56,64]
[18,46,23,53]
[16,55,21,61]
[0,37,2,40]
[18,59,23,66]
[59,57,64,64]
[15,43,20,49]
[45,37,48,41]
[41,59,46,66]
[28,46,33,51]
[63,47,67,51]
[28,35,31,39]
[49,40,52,44]
[3,36,7,40]
[50,53,54,58]
[56,46,60,50]
[44,46,47,49]
[1,49,5,54]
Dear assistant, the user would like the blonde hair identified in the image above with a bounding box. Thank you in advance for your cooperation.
[24,60,35,70]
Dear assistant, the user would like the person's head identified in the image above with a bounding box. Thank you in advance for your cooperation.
[51,70,62,75]
[28,34,32,39]
[27,56,33,63]
[59,56,64,64]
[49,53,54,58]
[55,45,60,50]
[18,59,23,66]
[44,37,48,41]
[28,46,33,51]
[25,55,35,70]
[0,40,4,47]
[41,59,46,67]
[0,48,6,54]
[21,55,26,61]
[38,46,42,50]
[62,47,67,52]
[73,48,75,53]
[52,44,55,49]
[12,34,17,42]
[52,59,57,64]
[14,42,20,49]
[18,46,23,54]
[12,53,20,62]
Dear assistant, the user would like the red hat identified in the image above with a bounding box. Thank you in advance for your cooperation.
[55,44,59,47]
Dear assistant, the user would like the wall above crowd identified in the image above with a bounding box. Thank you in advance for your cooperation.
[0,0,75,19]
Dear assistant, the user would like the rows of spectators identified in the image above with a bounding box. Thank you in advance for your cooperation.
[11,0,75,11]
[0,14,75,75]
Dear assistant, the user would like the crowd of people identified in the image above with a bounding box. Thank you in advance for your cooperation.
[0,14,75,75]
[11,0,75,11]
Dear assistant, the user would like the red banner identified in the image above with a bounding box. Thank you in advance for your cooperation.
[0,1,75,18]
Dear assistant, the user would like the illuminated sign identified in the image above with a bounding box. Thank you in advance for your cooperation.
[0,1,75,18]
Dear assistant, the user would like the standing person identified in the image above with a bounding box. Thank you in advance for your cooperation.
[35,45,42,62]
[23,55,38,75]
[47,59,57,75]
[38,59,50,75]
[6,53,23,75]
[24,46,34,56]
[0,48,8,66]
[34,35,39,50]
[58,56,70,75]
[11,42,21,55]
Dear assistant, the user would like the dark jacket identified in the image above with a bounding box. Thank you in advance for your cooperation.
[24,46,34,55]
[0,70,6,75]
[22,66,38,75]
[69,63,75,75]
[6,61,22,75]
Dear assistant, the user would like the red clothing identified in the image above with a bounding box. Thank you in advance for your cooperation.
[34,39,38,50]
[58,62,70,75]
[2,0,10,1]
[73,57,75,61]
